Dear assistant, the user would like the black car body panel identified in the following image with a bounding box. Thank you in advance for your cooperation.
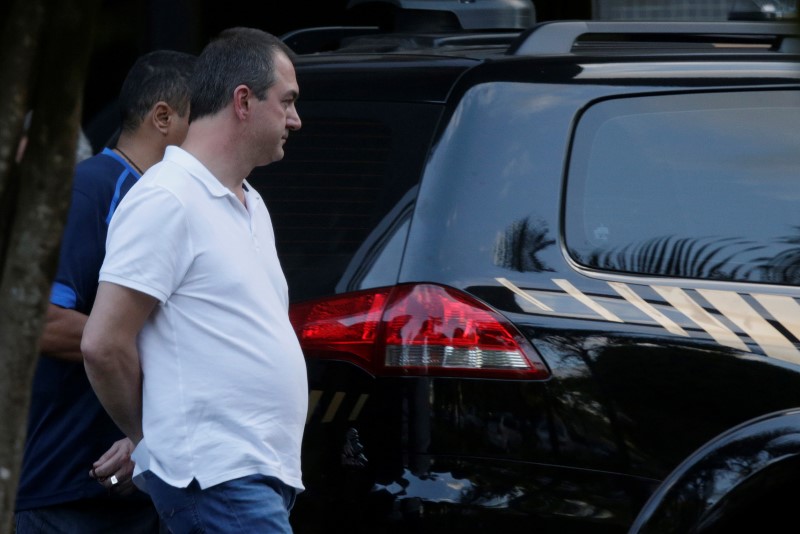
[247,13,800,533]
[630,408,800,533]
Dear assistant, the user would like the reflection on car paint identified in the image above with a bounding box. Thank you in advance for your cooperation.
[372,468,474,503]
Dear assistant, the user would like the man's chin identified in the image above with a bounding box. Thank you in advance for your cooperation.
[258,149,284,167]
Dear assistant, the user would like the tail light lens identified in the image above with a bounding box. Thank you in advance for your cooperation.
[289,283,550,379]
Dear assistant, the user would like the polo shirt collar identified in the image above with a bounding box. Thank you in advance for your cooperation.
[163,146,232,199]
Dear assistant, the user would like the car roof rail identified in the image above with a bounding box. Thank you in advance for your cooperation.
[346,0,536,31]
[508,21,800,55]
[282,27,382,54]
[283,27,521,54]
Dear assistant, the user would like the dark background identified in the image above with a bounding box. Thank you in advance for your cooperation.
[82,0,592,149]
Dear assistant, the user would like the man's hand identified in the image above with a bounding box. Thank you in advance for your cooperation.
[89,438,137,495]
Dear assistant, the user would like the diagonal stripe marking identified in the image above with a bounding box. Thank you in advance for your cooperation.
[496,277,553,311]
[307,390,323,425]
[322,392,346,423]
[753,294,800,343]
[609,281,688,336]
[348,394,369,421]
[700,289,800,366]
[553,278,622,322]
[652,285,749,352]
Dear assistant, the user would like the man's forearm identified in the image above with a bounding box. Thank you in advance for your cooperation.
[39,304,87,362]
[84,345,144,443]
[82,282,156,443]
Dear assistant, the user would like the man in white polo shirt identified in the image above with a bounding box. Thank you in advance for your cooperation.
[81,27,306,533]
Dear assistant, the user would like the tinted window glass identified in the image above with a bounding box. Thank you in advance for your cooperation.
[247,102,442,301]
[565,90,800,285]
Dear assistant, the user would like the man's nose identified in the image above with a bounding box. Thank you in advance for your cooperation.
[287,106,301,131]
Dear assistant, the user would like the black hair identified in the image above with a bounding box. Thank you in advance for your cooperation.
[118,50,196,133]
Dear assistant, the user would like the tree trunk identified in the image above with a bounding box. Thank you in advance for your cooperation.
[0,0,99,530]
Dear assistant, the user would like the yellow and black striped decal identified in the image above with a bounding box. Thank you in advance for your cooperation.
[307,390,369,424]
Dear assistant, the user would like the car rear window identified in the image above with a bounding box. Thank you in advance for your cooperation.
[565,89,800,285]
[247,101,443,302]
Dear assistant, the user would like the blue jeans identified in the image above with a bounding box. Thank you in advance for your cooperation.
[141,472,297,534]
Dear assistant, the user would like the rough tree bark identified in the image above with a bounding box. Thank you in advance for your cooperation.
[0,0,100,530]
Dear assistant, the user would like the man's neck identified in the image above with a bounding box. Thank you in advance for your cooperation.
[115,134,161,174]
[181,118,252,195]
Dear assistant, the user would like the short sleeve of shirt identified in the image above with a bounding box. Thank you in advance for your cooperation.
[51,153,135,313]
[51,188,105,311]
[99,183,193,303]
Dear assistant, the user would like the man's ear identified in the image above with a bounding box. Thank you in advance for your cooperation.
[233,85,251,120]
[152,102,173,135]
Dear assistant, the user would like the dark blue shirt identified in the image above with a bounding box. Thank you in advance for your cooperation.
[16,148,144,510]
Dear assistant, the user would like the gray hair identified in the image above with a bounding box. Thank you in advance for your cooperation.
[189,27,296,121]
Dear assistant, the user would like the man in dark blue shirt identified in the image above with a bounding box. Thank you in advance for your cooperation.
[15,49,196,534]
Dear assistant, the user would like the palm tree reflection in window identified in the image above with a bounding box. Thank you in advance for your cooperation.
[494,216,555,273]
[758,232,800,286]
[575,232,800,286]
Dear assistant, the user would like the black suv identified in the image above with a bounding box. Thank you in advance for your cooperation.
[247,2,800,532]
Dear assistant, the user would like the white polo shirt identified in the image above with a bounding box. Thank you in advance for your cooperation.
[99,146,308,491]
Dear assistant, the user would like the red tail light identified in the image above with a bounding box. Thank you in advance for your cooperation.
[289,283,550,379]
